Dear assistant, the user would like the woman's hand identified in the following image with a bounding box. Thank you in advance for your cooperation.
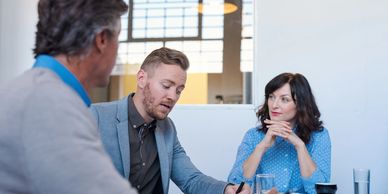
[258,119,287,149]
[263,119,304,148]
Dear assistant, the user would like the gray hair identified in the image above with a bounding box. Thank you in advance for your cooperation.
[33,0,128,58]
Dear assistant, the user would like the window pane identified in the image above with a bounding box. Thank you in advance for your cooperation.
[184,17,198,27]
[133,9,146,17]
[202,27,223,39]
[132,18,146,29]
[146,29,164,38]
[202,16,223,27]
[166,18,183,28]
[165,28,183,37]
[146,18,165,28]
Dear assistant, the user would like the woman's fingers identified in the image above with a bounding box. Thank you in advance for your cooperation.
[265,119,292,132]
[264,119,303,146]
[270,126,291,133]
[268,128,287,138]
[264,119,290,126]
[266,121,292,139]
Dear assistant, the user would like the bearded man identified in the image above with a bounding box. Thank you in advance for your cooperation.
[91,47,251,194]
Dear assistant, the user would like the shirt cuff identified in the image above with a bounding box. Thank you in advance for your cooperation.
[301,169,321,193]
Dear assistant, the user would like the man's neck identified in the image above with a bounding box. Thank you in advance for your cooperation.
[54,55,91,94]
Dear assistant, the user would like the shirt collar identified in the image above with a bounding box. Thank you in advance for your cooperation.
[127,93,156,130]
[33,55,91,107]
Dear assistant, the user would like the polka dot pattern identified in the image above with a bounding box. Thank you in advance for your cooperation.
[227,127,331,194]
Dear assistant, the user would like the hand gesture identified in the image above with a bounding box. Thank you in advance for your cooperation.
[264,119,304,148]
[259,119,291,149]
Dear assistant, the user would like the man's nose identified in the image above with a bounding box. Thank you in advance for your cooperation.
[167,89,178,101]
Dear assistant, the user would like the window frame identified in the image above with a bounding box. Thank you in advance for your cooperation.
[117,0,259,108]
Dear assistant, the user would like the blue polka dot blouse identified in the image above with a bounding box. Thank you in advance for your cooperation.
[227,127,331,194]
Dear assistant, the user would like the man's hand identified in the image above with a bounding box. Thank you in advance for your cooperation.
[224,183,252,194]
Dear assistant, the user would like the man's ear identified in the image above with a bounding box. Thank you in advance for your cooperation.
[94,30,109,53]
[137,69,147,89]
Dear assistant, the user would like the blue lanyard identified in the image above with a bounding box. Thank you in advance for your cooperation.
[33,55,91,107]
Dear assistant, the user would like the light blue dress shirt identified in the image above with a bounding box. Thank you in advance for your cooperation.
[228,127,331,194]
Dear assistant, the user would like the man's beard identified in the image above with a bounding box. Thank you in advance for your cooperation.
[142,83,169,120]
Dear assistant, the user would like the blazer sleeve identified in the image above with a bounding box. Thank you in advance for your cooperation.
[168,120,228,194]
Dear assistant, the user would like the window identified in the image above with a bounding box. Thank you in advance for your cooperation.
[91,0,254,104]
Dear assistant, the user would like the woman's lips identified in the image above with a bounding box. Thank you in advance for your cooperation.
[271,112,281,116]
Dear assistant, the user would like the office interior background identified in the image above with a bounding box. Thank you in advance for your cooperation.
[1,0,388,193]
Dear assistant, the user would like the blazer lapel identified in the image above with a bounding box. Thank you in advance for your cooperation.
[155,127,169,194]
[116,97,130,179]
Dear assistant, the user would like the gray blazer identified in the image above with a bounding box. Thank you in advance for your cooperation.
[0,69,137,194]
[91,96,228,194]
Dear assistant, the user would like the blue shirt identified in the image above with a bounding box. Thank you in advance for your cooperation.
[33,55,91,107]
[228,127,331,194]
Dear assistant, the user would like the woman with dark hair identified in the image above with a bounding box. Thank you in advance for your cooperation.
[228,73,331,194]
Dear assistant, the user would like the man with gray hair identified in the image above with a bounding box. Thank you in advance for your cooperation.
[0,0,137,193]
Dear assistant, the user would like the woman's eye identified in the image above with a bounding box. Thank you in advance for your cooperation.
[281,97,290,103]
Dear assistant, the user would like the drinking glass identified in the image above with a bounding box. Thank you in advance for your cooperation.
[256,174,275,194]
[353,168,370,194]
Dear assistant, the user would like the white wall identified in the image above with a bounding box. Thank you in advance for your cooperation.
[169,0,388,193]
[0,0,37,83]
[168,105,257,193]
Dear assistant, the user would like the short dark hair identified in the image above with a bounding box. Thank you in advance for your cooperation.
[256,73,323,144]
[33,0,128,58]
[141,47,190,75]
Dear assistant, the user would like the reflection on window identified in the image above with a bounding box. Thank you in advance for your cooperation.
[93,0,254,105]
